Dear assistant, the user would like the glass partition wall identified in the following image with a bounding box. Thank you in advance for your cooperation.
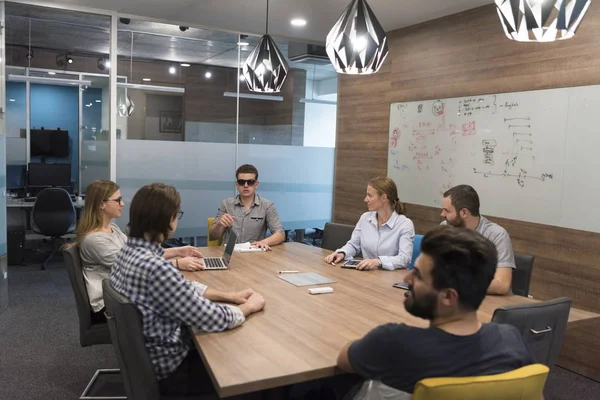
[2,3,337,246]
[4,2,112,195]
[114,19,337,245]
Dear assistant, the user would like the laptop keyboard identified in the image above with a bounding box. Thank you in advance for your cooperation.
[204,258,227,270]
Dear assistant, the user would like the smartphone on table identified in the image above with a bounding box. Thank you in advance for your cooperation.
[393,282,410,290]
[342,260,361,269]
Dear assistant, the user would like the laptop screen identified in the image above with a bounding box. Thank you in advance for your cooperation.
[223,231,237,265]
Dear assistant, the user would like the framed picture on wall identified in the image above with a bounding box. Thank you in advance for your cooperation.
[159,111,183,133]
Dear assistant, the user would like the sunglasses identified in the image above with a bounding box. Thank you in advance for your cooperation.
[104,197,123,204]
[237,179,257,186]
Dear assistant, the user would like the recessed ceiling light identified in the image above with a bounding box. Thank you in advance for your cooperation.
[142,78,151,82]
[205,71,212,79]
[180,63,191,67]
[291,18,307,27]
[95,100,102,103]
[237,41,250,46]
[169,66,176,74]
[48,71,56,75]
[9,98,15,102]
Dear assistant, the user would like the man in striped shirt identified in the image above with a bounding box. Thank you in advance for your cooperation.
[110,183,265,397]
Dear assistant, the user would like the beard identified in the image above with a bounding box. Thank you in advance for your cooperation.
[446,214,465,228]
[404,287,438,320]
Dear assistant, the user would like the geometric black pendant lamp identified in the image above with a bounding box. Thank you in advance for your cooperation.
[495,0,591,42]
[243,0,289,92]
[326,0,389,74]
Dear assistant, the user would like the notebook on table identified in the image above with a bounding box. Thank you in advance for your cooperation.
[277,272,336,287]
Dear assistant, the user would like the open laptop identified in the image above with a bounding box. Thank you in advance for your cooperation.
[203,231,237,270]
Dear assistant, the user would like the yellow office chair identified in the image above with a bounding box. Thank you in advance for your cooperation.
[412,364,549,400]
[207,217,222,247]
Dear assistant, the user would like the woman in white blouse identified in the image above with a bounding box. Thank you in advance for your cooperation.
[324,176,415,270]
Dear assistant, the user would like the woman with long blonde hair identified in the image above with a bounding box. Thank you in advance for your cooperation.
[77,180,204,314]
[324,176,415,270]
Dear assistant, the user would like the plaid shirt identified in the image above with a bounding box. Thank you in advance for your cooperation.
[110,237,245,380]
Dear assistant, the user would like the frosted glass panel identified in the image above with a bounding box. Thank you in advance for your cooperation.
[115,140,334,239]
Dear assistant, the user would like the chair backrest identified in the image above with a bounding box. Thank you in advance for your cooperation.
[102,280,161,400]
[62,245,110,346]
[492,297,571,372]
[412,364,549,400]
[207,217,222,247]
[409,234,424,270]
[513,252,535,297]
[32,188,76,237]
[321,222,355,252]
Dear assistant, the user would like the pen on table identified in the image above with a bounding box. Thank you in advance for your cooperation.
[278,270,299,274]
[330,262,336,266]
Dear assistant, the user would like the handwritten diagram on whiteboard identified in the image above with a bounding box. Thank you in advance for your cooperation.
[388,89,571,229]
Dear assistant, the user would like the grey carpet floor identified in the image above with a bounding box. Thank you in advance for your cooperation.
[0,263,598,399]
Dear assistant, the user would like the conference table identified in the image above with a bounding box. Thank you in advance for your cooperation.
[183,242,599,398]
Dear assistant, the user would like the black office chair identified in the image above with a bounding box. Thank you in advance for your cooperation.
[103,280,183,400]
[492,297,571,374]
[513,253,535,297]
[32,187,76,270]
[63,246,126,399]
[321,222,355,252]
[63,246,111,346]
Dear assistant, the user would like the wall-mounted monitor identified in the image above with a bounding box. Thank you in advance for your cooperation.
[30,129,69,158]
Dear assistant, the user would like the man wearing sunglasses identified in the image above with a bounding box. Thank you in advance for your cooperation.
[209,164,285,250]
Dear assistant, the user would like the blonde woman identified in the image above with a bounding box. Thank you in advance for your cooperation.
[76,180,204,314]
[324,177,415,270]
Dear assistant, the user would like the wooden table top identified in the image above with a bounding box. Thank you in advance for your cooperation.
[184,242,599,398]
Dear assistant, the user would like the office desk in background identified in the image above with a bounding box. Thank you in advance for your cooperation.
[184,243,600,397]
[7,197,85,230]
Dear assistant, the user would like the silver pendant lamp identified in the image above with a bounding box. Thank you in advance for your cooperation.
[118,32,135,117]
[326,0,389,74]
[495,0,591,42]
[243,0,289,92]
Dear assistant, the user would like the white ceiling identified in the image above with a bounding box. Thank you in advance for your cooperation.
[32,0,493,43]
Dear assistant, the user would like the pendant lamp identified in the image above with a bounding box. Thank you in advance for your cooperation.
[119,32,135,117]
[243,0,289,92]
[495,0,591,42]
[326,0,389,74]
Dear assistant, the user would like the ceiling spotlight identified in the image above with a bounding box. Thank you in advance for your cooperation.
[291,18,307,27]
[119,17,131,24]
[180,63,191,67]
[179,26,189,32]
[66,53,74,64]
[169,66,176,74]
[205,71,212,79]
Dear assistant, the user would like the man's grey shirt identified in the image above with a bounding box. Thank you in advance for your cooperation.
[213,194,284,243]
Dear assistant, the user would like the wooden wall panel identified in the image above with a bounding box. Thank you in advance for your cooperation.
[334,4,600,312]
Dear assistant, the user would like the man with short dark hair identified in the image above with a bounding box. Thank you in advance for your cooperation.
[337,226,534,398]
[209,164,285,250]
[441,184,515,295]
[111,183,266,397]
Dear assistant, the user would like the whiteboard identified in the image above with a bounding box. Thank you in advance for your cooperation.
[387,85,600,233]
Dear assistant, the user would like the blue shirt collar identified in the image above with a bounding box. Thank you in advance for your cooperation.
[127,237,165,256]
[367,211,400,228]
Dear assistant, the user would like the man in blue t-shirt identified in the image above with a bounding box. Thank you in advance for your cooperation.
[337,226,536,396]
